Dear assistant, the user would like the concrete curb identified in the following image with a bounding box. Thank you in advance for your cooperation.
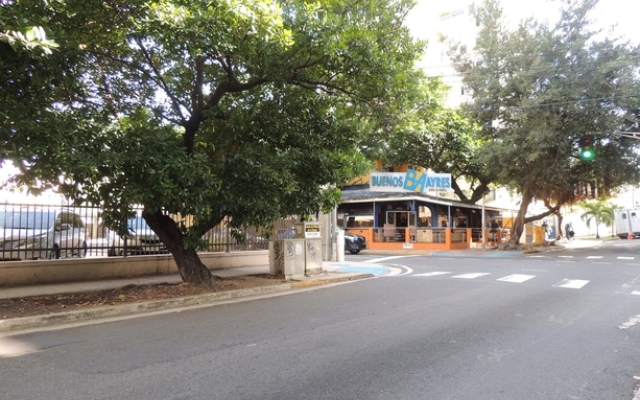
[0,273,373,333]
[290,273,373,288]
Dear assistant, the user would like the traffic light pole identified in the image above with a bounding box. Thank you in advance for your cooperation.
[614,131,640,139]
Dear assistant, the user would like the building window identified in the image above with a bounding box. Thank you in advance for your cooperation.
[346,216,374,228]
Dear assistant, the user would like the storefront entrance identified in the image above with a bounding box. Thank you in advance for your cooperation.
[382,211,416,242]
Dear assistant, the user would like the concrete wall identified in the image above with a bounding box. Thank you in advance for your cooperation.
[0,251,269,287]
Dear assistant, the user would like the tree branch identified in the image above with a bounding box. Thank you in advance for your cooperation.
[130,35,187,123]
[103,0,188,123]
[191,55,205,111]
[523,203,562,224]
[182,78,269,154]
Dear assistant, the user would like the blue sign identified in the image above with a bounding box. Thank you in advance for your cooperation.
[370,170,451,193]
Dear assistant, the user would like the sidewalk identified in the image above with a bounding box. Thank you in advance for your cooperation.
[0,262,388,301]
[0,261,386,332]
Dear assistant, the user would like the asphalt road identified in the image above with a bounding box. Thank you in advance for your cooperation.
[1,240,640,399]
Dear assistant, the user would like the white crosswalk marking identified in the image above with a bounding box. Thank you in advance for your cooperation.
[497,274,535,283]
[413,271,451,277]
[365,256,414,263]
[553,279,589,289]
[586,256,603,259]
[452,273,491,279]
[618,256,634,260]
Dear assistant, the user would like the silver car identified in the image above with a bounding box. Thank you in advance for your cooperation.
[107,215,167,256]
[0,209,88,260]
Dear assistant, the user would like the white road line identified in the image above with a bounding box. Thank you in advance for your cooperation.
[365,256,414,263]
[618,256,635,260]
[413,271,451,277]
[558,256,574,258]
[632,291,640,296]
[384,265,413,277]
[452,273,491,279]
[497,274,535,283]
[527,255,546,258]
[552,279,590,289]
[619,314,640,330]
[586,256,603,259]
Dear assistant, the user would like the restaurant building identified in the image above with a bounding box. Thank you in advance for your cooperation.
[338,167,508,251]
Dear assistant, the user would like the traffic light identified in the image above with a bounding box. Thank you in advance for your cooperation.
[579,136,595,160]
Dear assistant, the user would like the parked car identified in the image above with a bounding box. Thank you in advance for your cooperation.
[275,227,367,254]
[275,227,296,239]
[344,231,367,254]
[106,215,167,256]
[0,208,88,260]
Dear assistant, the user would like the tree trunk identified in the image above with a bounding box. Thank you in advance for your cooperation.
[142,210,213,287]
[172,246,213,287]
[508,191,534,245]
[557,213,564,239]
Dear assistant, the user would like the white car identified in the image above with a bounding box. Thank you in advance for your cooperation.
[106,215,167,256]
[0,209,88,260]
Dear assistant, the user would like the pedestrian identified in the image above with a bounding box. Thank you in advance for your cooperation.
[565,222,574,241]
[490,219,499,242]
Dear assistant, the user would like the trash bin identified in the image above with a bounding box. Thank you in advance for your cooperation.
[533,226,544,244]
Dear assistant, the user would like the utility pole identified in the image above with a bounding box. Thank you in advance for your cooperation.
[614,131,640,208]
[613,131,640,210]
[481,193,486,249]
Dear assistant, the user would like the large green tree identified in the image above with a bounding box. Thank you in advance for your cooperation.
[380,77,494,203]
[1,0,423,285]
[450,0,640,245]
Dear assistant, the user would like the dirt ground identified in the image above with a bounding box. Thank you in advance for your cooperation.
[0,275,286,320]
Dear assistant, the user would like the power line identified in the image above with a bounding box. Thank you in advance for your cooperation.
[419,51,640,72]
[424,57,640,81]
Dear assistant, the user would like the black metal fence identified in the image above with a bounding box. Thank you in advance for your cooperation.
[0,201,299,261]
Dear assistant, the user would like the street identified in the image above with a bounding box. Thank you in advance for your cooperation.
[1,240,640,399]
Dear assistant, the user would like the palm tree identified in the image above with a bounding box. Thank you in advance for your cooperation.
[579,200,615,239]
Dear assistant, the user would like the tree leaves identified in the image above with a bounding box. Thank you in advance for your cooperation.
[454,0,640,209]
[1,0,421,249]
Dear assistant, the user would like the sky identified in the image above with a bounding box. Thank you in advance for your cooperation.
[406,0,640,45]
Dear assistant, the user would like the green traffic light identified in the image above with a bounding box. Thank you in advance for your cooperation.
[579,136,595,160]
[580,149,594,160]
